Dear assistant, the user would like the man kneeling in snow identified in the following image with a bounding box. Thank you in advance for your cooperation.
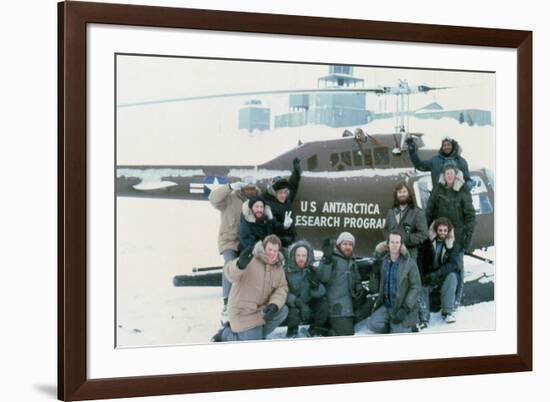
[366,231,422,334]
[211,235,288,342]
[284,240,328,338]
[417,217,461,326]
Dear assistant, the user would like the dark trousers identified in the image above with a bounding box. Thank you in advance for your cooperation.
[286,298,329,334]
[328,316,355,336]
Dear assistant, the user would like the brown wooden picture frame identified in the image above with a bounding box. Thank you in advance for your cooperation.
[58,1,532,400]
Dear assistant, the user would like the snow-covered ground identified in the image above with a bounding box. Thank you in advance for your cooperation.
[116,197,495,348]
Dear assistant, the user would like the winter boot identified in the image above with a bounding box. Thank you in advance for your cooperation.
[211,321,229,342]
[442,312,456,324]
[286,326,299,338]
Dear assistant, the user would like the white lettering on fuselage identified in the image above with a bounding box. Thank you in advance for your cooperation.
[295,201,384,230]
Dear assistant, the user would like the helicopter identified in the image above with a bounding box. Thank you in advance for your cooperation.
[116,71,494,308]
[116,128,494,256]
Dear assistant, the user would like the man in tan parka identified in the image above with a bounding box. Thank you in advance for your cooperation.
[208,177,259,316]
[211,235,289,341]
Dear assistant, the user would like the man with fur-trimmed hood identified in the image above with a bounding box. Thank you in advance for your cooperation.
[263,157,302,248]
[383,181,428,261]
[318,232,369,336]
[284,240,328,337]
[239,196,274,251]
[212,235,289,342]
[405,136,474,191]
[417,217,461,326]
[426,161,476,304]
[366,231,422,334]
[209,176,260,316]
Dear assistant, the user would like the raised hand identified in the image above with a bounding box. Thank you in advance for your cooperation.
[283,211,293,229]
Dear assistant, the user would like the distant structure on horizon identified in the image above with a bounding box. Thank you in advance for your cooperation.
[274,65,372,129]
[238,99,270,132]
[238,65,492,132]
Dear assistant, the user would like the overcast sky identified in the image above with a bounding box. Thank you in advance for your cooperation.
[116,55,495,111]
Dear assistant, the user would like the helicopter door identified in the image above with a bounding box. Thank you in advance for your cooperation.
[410,173,432,209]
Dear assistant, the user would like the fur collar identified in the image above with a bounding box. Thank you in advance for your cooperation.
[437,168,465,191]
[252,240,285,267]
[287,240,314,272]
[374,241,409,258]
[428,221,455,249]
[242,201,274,223]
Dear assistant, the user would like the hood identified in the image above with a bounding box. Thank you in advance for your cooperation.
[236,185,262,201]
[438,138,462,157]
[286,240,315,272]
[252,240,285,267]
[437,168,465,191]
[265,184,291,203]
[242,201,274,223]
[374,241,409,258]
[428,221,455,249]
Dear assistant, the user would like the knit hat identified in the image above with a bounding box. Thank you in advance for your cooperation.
[242,176,257,189]
[442,160,458,173]
[271,176,290,192]
[248,196,265,209]
[336,232,355,246]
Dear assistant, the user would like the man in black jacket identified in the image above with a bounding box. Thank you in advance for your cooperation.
[263,158,301,248]
[418,217,461,326]
[405,136,474,191]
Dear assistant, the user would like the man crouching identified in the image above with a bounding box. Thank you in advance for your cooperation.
[284,240,328,338]
[366,231,421,334]
[211,234,289,342]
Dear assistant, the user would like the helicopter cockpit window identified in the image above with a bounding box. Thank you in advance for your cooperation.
[341,151,352,166]
[307,155,318,171]
[374,147,390,166]
[352,150,363,166]
[470,175,493,215]
[330,153,339,167]
[363,149,373,167]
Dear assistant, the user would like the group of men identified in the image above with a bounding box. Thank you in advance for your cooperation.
[208,136,476,341]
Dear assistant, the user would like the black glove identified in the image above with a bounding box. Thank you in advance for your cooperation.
[425,271,440,286]
[392,307,410,325]
[293,157,302,174]
[308,271,320,289]
[298,301,312,322]
[355,283,367,299]
[321,238,333,261]
[263,303,278,321]
[405,137,416,150]
[237,245,254,270]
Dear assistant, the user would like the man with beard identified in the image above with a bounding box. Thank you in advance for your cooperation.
[209,176,259,318]
[239,196,274,251]
[284,240,328,338]
[426,161,476,306]
[263,158,302,248]
[417,217,460,326]
[366,231,422,334]
[383,181,428,261]
[405,136,473,191]
[318,232,368,336]
[211,235,289,342]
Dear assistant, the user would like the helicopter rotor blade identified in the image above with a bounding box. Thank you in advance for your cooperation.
[117,87,385,108]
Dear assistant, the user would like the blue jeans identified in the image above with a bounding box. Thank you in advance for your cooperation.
[222,249,238,300]
[456,249,465,305]
[221,305,289,341]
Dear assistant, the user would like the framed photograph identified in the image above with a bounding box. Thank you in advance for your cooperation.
[58,1,532,400]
